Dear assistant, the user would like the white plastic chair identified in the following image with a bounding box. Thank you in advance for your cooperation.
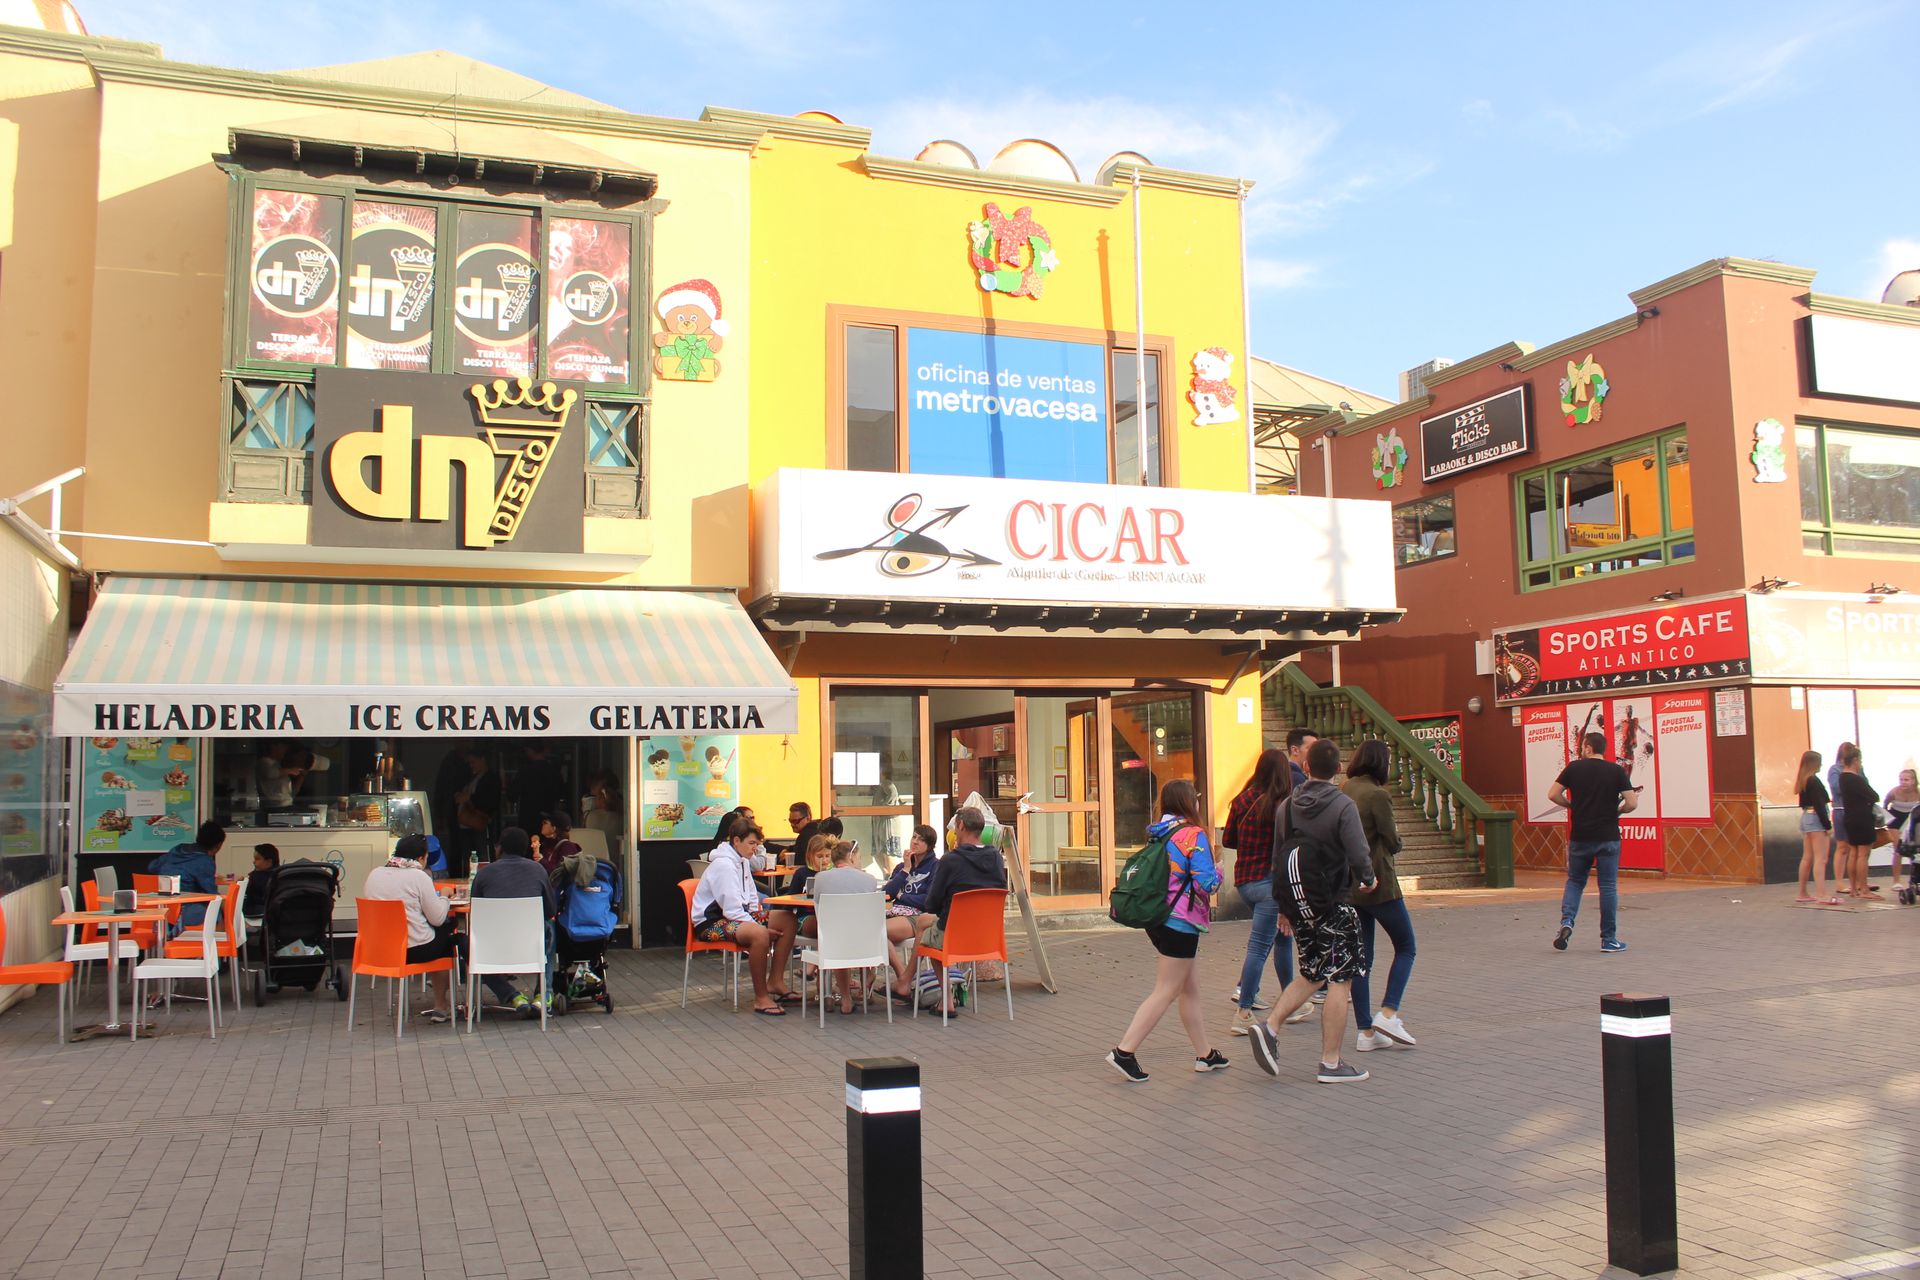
[131,898,222,1041]
[799,891,893,1027]
[59,885,142,1005]
[465,897,549,1032]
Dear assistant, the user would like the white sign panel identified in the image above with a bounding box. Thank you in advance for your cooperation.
[1809,314,1920,405]
[1712,688,1748,737]
[751,468,1397,613]
[1653,691,1711,822]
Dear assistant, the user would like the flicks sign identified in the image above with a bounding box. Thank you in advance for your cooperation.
[1493,597,1751,703]
[312,368,585,555]
[1420,386,1531,482]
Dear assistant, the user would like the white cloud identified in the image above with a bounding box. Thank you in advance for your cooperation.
[1868,238,1920,299]
[1245,257,1317,291]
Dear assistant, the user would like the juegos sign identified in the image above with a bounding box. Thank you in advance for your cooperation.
[1494,596,1751,703]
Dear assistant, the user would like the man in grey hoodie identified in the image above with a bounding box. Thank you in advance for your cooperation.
[1246,739,1377,1084]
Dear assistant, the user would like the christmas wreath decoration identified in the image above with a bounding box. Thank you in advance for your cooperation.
[968,202,1056,299]
[1370,428,1409,489]
[1559,355,1609,426]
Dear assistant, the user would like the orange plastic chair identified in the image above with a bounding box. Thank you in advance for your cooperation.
[0,903,74,1044]
[349,898,455,1038]
[678,878,742,1009]
[164,879,243,1010]
[133,874,184,933]
[84,879,159,952]
[913,888,1013,1025]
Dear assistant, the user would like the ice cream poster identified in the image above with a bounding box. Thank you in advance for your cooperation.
[81,737,198,852]
[638,734,739,841]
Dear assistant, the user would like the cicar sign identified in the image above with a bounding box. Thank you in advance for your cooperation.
[311,368,586,555]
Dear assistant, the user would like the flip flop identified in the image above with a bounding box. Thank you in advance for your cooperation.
[1795,895,1816,903]
[1817,897,1844,905]
[769,991,802,1006]
[752,1005,786,1017]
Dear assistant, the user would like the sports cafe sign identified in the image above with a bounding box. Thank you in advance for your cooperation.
[1494,597,1751,703]
[62,696,795,738]
[311,367,585,555]
[752,467,1397,612]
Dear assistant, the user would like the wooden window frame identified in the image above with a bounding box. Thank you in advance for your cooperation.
[824,304,1178,486]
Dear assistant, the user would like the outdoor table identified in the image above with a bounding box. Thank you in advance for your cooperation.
[49,907,169,1039]
[761,894,813,910]
[752,866,796,882]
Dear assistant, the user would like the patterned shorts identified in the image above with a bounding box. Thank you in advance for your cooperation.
[1294,905,1366,984]
[693,918,745,943]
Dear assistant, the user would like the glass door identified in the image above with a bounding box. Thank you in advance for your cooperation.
[826,690,921,875]
[1016,695,1106,903]
[1108,691,1198,862]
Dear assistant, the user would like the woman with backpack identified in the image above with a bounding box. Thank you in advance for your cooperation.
[1106,780,1228,1083]
[1343,741,1417,1053]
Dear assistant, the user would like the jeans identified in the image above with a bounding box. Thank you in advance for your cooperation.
[1234,878,1295,1008]
[1350,896,1417,1029]
[481,920,555,1004]
[1561,841,1621,942]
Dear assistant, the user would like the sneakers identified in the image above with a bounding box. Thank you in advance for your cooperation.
[1354,1029,1396,1052]
[1372,1012,1416,1046]
[1247,1022,1281,1077]
[1601,938,1629,953]
[511,993,537,1019]
[1316,1060,1369,1084]
[1230,1008,1258,1037]
[1228,986,1271,1011]
[1194,1049,1230,1073]
[1283,1003,1314,1025]
[1106,1049,1149,1083]
[1553,924,1572,951]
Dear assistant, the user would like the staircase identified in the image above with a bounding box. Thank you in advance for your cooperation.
[1262,662,1514,891]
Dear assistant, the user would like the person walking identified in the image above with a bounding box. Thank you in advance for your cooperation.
[1548,731,1637,953]
[1244,739,1377,1084]
[1834,744,1880,899]
[1223,749,1307,1035]
[1343,741,1417,1053]
[1106,780,1229,1083]
[1795,750,1838,905]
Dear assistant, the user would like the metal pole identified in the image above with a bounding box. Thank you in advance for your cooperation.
[1601,993,1678,1275]
[1131,167,1147,486]
[846,1057,923,1279]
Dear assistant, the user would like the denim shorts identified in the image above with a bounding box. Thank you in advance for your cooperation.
[1800,811,1828,835]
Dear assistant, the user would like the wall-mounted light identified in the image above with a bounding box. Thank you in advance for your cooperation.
[1868,583,1904,596]
[1648,589,1684,603]
[1638,306,1661,319]
[1749,575,1800,594]
[1498,362,1516,372]
[1466,696,1484,714]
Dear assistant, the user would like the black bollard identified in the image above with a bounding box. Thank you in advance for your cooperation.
[1601,993,1677,1276]
[846,1057,923,1280]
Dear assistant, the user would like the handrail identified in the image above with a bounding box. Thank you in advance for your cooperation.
[1272,663,1514,888]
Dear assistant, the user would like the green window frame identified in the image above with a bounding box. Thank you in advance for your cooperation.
[1512,428,1694,591]
[1797,421,1920,558]
[220,170,652,514]
[1393,491,1456,567]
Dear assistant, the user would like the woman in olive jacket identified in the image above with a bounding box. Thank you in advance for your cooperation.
[1343,741,1418,1052]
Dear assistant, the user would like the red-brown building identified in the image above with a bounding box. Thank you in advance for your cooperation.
[1298,258,1920,883]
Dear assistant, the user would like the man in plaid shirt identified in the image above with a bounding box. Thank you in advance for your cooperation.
[1224,748,1314,1037]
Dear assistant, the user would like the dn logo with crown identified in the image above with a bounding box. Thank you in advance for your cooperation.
[327,376,579,548]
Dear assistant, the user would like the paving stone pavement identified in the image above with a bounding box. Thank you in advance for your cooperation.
[0,880,1915,1279]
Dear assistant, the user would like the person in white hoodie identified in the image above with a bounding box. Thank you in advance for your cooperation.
[690,822,800,1016]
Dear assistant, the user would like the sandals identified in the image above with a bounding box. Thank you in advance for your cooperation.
[752,1004,786,1017]
[768,991,802,1006]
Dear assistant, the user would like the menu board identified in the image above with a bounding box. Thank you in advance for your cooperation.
[80,736,198,853]
[0,682,51,857]
[638,734,739,842]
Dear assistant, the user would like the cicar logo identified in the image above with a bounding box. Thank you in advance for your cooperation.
[325,376,578,548]
[251,234,339,317]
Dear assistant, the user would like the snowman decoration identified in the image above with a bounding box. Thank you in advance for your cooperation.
[1187,347,1240,426]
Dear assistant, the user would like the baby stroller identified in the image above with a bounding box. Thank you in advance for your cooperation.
[552,856,621,1013]
[252,858,346,1003]
[1895,809,1920,905]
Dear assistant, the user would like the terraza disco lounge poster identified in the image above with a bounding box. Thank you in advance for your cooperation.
[346,200,437,371]
[546,217,632,383]
[454,208,538,379]
[247,189,342,364]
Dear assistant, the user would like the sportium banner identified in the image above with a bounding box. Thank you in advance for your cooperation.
[1493,596,1751,703]
[246,188,342,364]
[903,327,1109,483]
[546,217,632,383]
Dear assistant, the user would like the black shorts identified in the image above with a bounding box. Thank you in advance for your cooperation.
[1144,923,1199,959]
[1294,906,1365,984]
[405,919,464,966]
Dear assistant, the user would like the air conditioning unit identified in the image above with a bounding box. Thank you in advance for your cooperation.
[1399,357,1455,403]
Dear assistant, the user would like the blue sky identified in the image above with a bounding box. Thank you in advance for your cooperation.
[82,0,1920,399]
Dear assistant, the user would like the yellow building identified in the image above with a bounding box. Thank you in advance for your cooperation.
[0,19,1396,952]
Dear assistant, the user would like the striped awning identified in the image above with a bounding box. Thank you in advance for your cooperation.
[53,577,797,737]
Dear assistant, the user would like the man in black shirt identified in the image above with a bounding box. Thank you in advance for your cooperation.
[1548,731,1639,953]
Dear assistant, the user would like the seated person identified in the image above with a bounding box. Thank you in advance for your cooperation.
[470,827,559,1017]
[241,842,279,919]
[883,824,939,916]
[690,821,800,1016]
[363,836,461,1023]
[148,819,224,932]
[918,808,1008,1014]
[801,840,913,1011]
[787,817,843,894]
[422,835,449,878]
[534,810,581,875]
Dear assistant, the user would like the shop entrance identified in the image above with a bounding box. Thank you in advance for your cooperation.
[824,682,1207,910]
